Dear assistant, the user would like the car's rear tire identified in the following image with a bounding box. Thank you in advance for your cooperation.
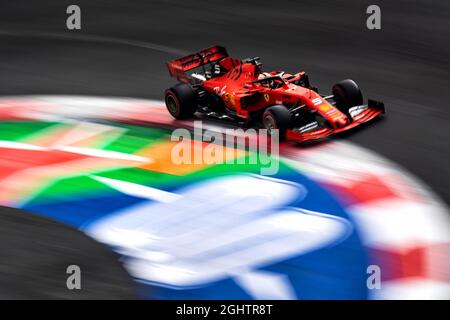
[262,105,292,139]
[332,79,363,116]
[165,83,197,119]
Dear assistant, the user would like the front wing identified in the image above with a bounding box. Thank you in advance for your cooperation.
[286,100,385,143]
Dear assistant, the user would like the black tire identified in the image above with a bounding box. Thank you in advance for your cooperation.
[164,83,197,119]
[332,79,363,116]
[262,105,292,139]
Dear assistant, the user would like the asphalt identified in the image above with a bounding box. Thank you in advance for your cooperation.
[0,206,137,299]
[0,0,448,298]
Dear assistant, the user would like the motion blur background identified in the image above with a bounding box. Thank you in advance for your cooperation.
[1,0,449,202]
[0,0,448,298]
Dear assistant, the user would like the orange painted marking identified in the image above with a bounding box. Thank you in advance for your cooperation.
[137,139,247,176]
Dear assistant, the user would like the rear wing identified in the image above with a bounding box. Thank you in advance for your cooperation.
[166,45,228,81]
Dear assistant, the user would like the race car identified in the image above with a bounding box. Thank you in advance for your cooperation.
[164,45,385,142]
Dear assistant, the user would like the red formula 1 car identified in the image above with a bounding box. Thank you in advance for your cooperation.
[164,45,385,142]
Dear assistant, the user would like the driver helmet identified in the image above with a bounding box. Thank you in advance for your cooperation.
[258,72,271,79]
[258,72,273,87]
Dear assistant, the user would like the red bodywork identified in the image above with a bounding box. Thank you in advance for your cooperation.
[166,46,385,142]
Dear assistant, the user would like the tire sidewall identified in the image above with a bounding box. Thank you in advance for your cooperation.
[332,79,363,115]
[262,105,291,139]
[165,90,182,118]
[164,83,196,119]
[263,111,278,130]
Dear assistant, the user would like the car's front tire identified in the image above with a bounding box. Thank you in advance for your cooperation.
[332,79,363,116]
[262,105,292,140]
[165,83,197,119]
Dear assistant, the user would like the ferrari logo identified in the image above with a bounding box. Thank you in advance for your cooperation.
[264,93,270,102]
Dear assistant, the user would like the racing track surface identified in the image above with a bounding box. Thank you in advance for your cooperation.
[0,0,448,298]
[0,206,136,299]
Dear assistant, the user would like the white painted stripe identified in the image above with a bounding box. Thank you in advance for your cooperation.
[0,140,46,151]
[284,141,403,186]
[0,95,164,120]
[370,279,450,300]
[348,199,450,247]
[91,176,181,203]
[57,146,152,162]
[233,270,297,300]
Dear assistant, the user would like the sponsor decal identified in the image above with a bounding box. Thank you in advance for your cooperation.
[349,105,368,118]
[319,104,331,111]
[312,98,323,106]
[298,121,319,133]
[214,85,227,97]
